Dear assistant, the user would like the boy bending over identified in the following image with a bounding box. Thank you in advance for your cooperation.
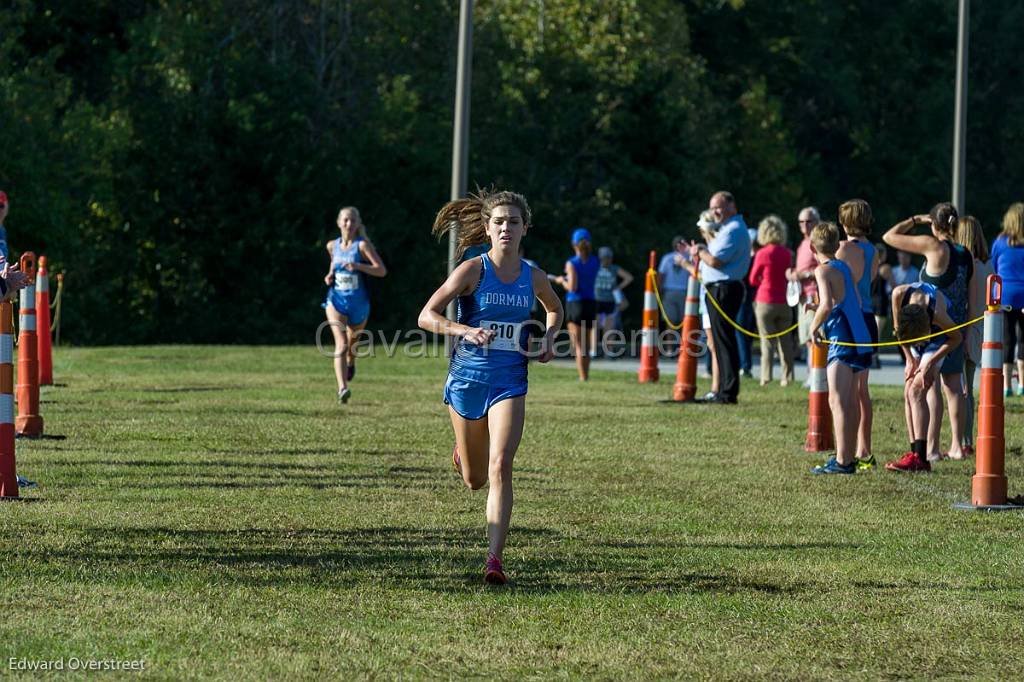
[885,282,962,472]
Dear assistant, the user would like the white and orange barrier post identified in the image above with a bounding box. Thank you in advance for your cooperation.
[16,252,43,438]
[672,266,701,401]
[37,255,53,386]
[959,275,1021,509]
[0,300,17,498]
[804,338,834,452]
[638,251,659,383]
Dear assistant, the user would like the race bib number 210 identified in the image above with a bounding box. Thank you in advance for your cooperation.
[482,320,522,352]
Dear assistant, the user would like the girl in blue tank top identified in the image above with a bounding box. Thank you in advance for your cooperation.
[883,202,975,461]
[836,200,879,467]
[322,206,388,404]
[552,228,599,380]
[419,189,564,586]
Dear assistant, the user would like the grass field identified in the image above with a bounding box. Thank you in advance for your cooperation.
[3,345,1024,679]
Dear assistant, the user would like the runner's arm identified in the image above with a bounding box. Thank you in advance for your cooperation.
[355,240,388,277]
[532,267,565,363]
[418,260,492,345]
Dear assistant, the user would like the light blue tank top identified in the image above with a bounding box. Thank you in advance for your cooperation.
[566,255,599,302]
[825,259,872,346]
[331,238,369,304]
[449,255,534,384]
[850,239,875,313]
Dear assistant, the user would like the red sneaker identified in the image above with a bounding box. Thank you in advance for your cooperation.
[484,554,507,585]
[885,451,932,473]
[452,445,461,474]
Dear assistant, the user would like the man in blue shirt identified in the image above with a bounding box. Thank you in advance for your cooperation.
[689,191,751,404]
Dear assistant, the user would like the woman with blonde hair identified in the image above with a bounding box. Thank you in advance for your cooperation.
[322,206,388,403]
[748,214,795,385]
[884,202,975,461]
[419,189,563,585]
[955,216,991,456]
[991,203,1024,396]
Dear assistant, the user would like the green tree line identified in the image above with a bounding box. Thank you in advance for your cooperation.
[1,0,1021,343]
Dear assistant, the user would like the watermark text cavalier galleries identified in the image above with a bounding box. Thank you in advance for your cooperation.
[9,657,145,672]
[316,321,709,360]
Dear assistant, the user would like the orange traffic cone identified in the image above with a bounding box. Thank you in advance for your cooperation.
[962,275,1020,509]
[37,255,53,386]
[672,265,701,401]
[804,338,833,452]
[15,252,43,438]
[0,300,17,498]
[638,251,659,383]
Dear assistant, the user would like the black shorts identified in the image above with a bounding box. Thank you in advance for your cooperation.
[566,300,597,324]
[595,300,616,315]
[862,311,879,358]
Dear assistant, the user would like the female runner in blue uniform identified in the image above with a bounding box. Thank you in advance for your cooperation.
[323,206,387,403]
[836,199,879,469]
[883,203,975,460]
[418,189,563,585]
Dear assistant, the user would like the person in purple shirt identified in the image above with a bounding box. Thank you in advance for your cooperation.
[991,202,1024,396]
[656,236,691,327]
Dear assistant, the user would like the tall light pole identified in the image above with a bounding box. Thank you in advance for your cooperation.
[447,0,473,321]
[952,0,969,212]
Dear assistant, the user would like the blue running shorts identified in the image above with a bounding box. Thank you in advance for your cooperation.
[324,292,370,326]
[444,375,527,420]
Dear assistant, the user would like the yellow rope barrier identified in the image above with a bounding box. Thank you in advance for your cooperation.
[651,269,798,339]
[649,265,987,348]
[822,313,984,347]
[51,274,63,346]
[648,269,685,331]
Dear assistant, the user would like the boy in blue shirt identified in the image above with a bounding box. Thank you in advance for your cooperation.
[807,222,873,474]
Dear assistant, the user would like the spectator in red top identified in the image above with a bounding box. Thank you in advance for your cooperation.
[750,214,795,385]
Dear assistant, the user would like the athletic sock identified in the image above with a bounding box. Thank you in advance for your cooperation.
[912,439,927,464]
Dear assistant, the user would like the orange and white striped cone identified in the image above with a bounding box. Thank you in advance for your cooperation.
[15,252,43,438]
[804,339,834,452]
[36,255,53,386]
[955,275,1022,510]
[638,250,659,383]
[0,300,17,498]
[672,266,701,401]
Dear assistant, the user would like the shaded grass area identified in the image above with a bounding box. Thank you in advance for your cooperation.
[3,345,1024,679]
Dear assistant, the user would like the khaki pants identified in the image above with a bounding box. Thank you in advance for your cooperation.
[755,301,795,383]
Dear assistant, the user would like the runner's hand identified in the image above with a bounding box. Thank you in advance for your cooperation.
[904,357,920,382]
[463,327,496,346]
[324,273,334,285]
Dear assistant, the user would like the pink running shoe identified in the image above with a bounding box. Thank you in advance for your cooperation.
[484,554,507,585]
[885,451,932,473]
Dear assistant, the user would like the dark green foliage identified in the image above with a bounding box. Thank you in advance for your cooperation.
[0,0,1020,342]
